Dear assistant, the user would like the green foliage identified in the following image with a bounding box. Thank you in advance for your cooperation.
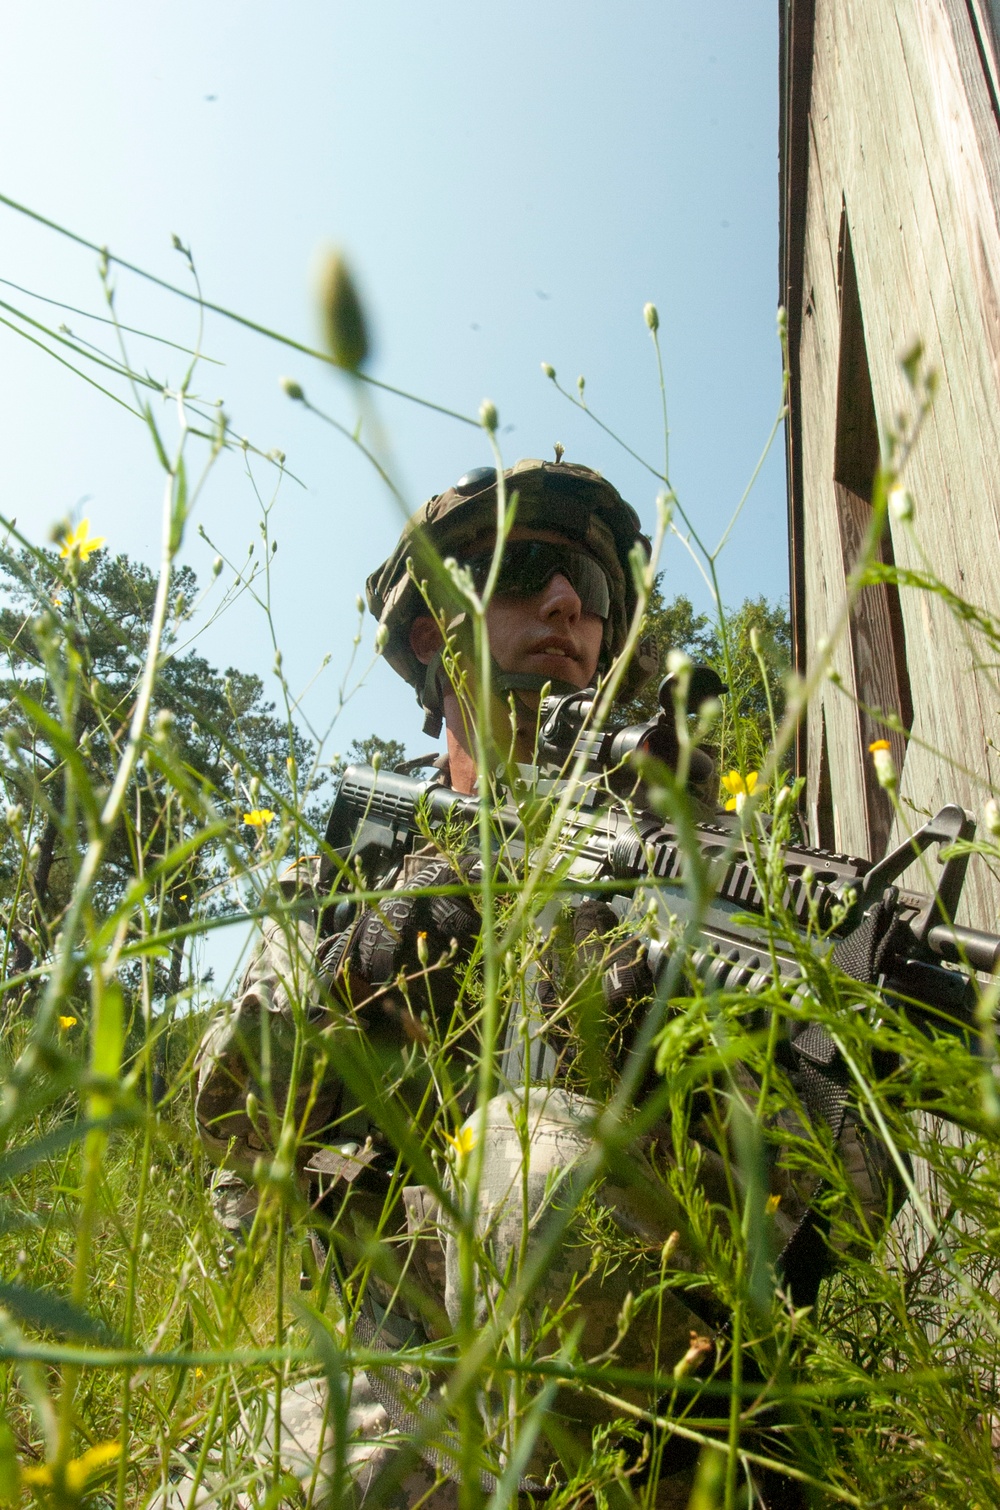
[621,581,791,806]
[712,594,792,792]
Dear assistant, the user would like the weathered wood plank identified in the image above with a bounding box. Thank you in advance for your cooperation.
[800,17,874,851]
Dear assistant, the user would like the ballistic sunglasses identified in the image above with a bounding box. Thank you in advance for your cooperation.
[460,539,611,620]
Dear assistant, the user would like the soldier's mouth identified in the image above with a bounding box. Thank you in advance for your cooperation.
[530,637,579,661]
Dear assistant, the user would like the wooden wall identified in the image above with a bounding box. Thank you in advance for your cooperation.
[791,0,1000,929]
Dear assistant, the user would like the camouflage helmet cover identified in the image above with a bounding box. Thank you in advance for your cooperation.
[366,458,653,712]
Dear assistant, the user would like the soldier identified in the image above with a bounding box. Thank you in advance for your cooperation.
[191,459,891,1509]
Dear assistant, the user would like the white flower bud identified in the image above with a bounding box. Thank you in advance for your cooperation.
[212,556,223,577]
[6,804,23,830]
[643,302,659,332]
[280,376,305,401]
[375,623,389,653]
[479,398,498,432]
[316,248,370,370]
[888,484,914,523]
[985,798,1000,838]
[541,362,555,379]
[666,649,692,676]
[869,739,897,791]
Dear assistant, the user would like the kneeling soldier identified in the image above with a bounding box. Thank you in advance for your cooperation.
[194,459,892,1508]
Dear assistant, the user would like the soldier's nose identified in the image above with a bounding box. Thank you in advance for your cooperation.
[539,572,582,620]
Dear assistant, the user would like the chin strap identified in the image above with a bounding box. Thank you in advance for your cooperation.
[492,670,580,701]
[420,657,582,738]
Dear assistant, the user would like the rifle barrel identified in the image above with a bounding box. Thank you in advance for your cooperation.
[926,923,1000,973]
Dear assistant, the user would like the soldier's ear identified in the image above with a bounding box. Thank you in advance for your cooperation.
[409,615,443,665]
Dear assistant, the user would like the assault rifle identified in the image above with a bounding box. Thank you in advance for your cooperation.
[324,681,1000,1047]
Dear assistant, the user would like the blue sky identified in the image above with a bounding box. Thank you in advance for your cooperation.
[0,1,785,769]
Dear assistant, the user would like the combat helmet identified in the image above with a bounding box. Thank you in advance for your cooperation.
[366,457,655,735]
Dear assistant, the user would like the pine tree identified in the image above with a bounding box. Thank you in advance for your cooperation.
[0,545,327,1003]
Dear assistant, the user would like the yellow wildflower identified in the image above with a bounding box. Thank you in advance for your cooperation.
[58,1015,78,1030]
[765,1192,782,1215]
[23,1441,121,1493]
[721,770,759,813]
[21,1463,52,1488]
[868,739,891,753]
[445,1125,476,1158]
[242,809,276,828]
[59,519,106,563]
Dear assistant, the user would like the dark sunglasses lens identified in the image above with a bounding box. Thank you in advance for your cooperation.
[496,542,610,618]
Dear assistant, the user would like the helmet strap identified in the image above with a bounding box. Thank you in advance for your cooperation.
[420,649,448,738]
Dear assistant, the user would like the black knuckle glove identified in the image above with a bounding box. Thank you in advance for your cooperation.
[339,856,480,993]
[569,899,655,1011]
[354,893,421,985]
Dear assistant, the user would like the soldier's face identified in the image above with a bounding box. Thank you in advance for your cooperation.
[481,528,605,691]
